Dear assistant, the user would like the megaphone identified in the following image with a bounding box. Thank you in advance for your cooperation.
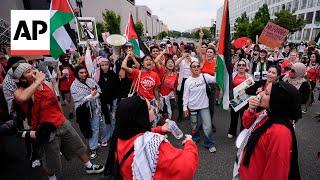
[106,34,127,47]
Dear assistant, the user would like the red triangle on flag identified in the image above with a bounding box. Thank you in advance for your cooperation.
[50,0,73,13]
[125,14,138,40]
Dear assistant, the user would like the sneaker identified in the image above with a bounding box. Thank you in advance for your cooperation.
[227,134,233,139]
[86,164,105,174]
[209,146,217,153]
[31,159,41,168]
[89,149,97,160]
[100,141,108,147]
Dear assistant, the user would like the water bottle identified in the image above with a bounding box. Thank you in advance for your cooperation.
[165,119,183,139]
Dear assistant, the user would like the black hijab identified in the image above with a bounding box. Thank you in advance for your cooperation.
[105,96,151,175]
[243,81,301,180]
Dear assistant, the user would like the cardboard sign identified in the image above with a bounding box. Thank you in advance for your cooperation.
[258,22,289,48]
[230,77,255,112]
[76,17,98,44]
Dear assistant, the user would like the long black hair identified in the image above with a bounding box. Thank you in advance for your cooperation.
[243,81,301,179]
[105,96,151,175]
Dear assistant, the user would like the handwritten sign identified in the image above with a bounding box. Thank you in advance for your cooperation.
[258,22,289,48]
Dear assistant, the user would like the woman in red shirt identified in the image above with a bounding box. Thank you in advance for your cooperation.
[200,47,217,131]
[233,81,301,180]
[105,96,199,180]
[159,57,179,121]
[121,51,161,103]
[228,59,251,138]
[58,55,75,119]
[305,53,319,112]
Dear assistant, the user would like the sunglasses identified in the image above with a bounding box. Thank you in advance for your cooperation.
[191,65,200,68]
[237,64,246,67]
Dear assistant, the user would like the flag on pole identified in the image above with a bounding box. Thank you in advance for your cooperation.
[315,31,320,49]
[216,0,233,110]
[125,14,149,58]
[50,0,77,59]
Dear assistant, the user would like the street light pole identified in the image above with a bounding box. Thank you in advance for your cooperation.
[76,0,83,17]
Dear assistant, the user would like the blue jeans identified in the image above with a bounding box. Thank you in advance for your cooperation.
[189,108,215,149]
[87,113,108,150]
[105,104,116,141]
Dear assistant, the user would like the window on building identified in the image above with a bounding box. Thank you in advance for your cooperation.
[298,13,305,20]
[296,31,302,41]
[311,28,320,40]
[292,0,299,12]
[300,0,307,10]
[127,0,135,5]
[308,0,314,8]
[303,29,311,41]
[315,11,320,24]
[286,2,292,11]
[318,0,320,6]
[306,12,314,24]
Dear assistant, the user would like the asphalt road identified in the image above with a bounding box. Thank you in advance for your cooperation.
[1,102,320,180]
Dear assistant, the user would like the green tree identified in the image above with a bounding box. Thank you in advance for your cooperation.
[168,30,182,38]
[273,10,305,34]
[102,10,121,34]
[234,12,250,39]
[247,4,270,42]
[135,21,144,36]
[181,32,192,38]
[96,21,105,42]
[191,28,212,39]
[210,25,216,38]
[157,31,168,39]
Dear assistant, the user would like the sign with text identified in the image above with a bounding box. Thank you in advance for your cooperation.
[11,10,50,55]
[258,22,289,48]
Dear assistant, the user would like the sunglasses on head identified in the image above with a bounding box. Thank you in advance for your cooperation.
[191,65,200,68]
[237,63,246,67]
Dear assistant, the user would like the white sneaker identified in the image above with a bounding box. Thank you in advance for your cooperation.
[31,159,41,168]
[227,134,233,139]
[209,146,217,153]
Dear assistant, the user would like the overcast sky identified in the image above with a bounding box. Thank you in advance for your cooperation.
[135,0,224,32]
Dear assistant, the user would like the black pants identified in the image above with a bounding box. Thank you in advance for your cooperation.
[228,105,247,136]
[208,83,216,127]
[177,78,187,120]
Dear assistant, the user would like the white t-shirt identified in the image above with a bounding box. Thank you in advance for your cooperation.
[183,73,216,111]
[177,57,198,91]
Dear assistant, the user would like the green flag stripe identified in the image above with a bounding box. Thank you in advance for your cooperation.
[129,39,140,57]
[50,34,64,59]
[50,11,74,34]
[216,55,225,90]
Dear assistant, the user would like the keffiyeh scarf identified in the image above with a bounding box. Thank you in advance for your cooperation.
[71,78,102,115]
[132,132,166,180]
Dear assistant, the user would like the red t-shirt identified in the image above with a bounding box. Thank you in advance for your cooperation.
[233,74,247,87]
[306,67,317,82]
[240,110,292,180]
[129,69,161,101]
[201,59,216,76]
[159,67,178,96]
[59,67,75,91]
[118,127,199,180]
[32,83,65,129]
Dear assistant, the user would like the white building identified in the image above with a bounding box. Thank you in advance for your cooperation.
[136,5,153,36]
[216,0,320,42]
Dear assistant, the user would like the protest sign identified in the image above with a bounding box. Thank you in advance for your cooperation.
[258,21,289,48]
[230,77,255,112]
[76,17,98,44]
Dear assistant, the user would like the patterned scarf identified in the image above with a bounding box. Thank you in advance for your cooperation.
[132,132,166,180]
[71,78,101,115]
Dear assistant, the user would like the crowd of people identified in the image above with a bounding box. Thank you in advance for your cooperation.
[0,30,320,179]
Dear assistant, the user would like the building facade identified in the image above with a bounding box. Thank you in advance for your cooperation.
[216,0,320,42]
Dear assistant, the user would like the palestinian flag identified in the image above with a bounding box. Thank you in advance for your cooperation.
[216,0,233,110]
[315,30,320,49]
[50,0,77,59]
[125,14,149,58]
